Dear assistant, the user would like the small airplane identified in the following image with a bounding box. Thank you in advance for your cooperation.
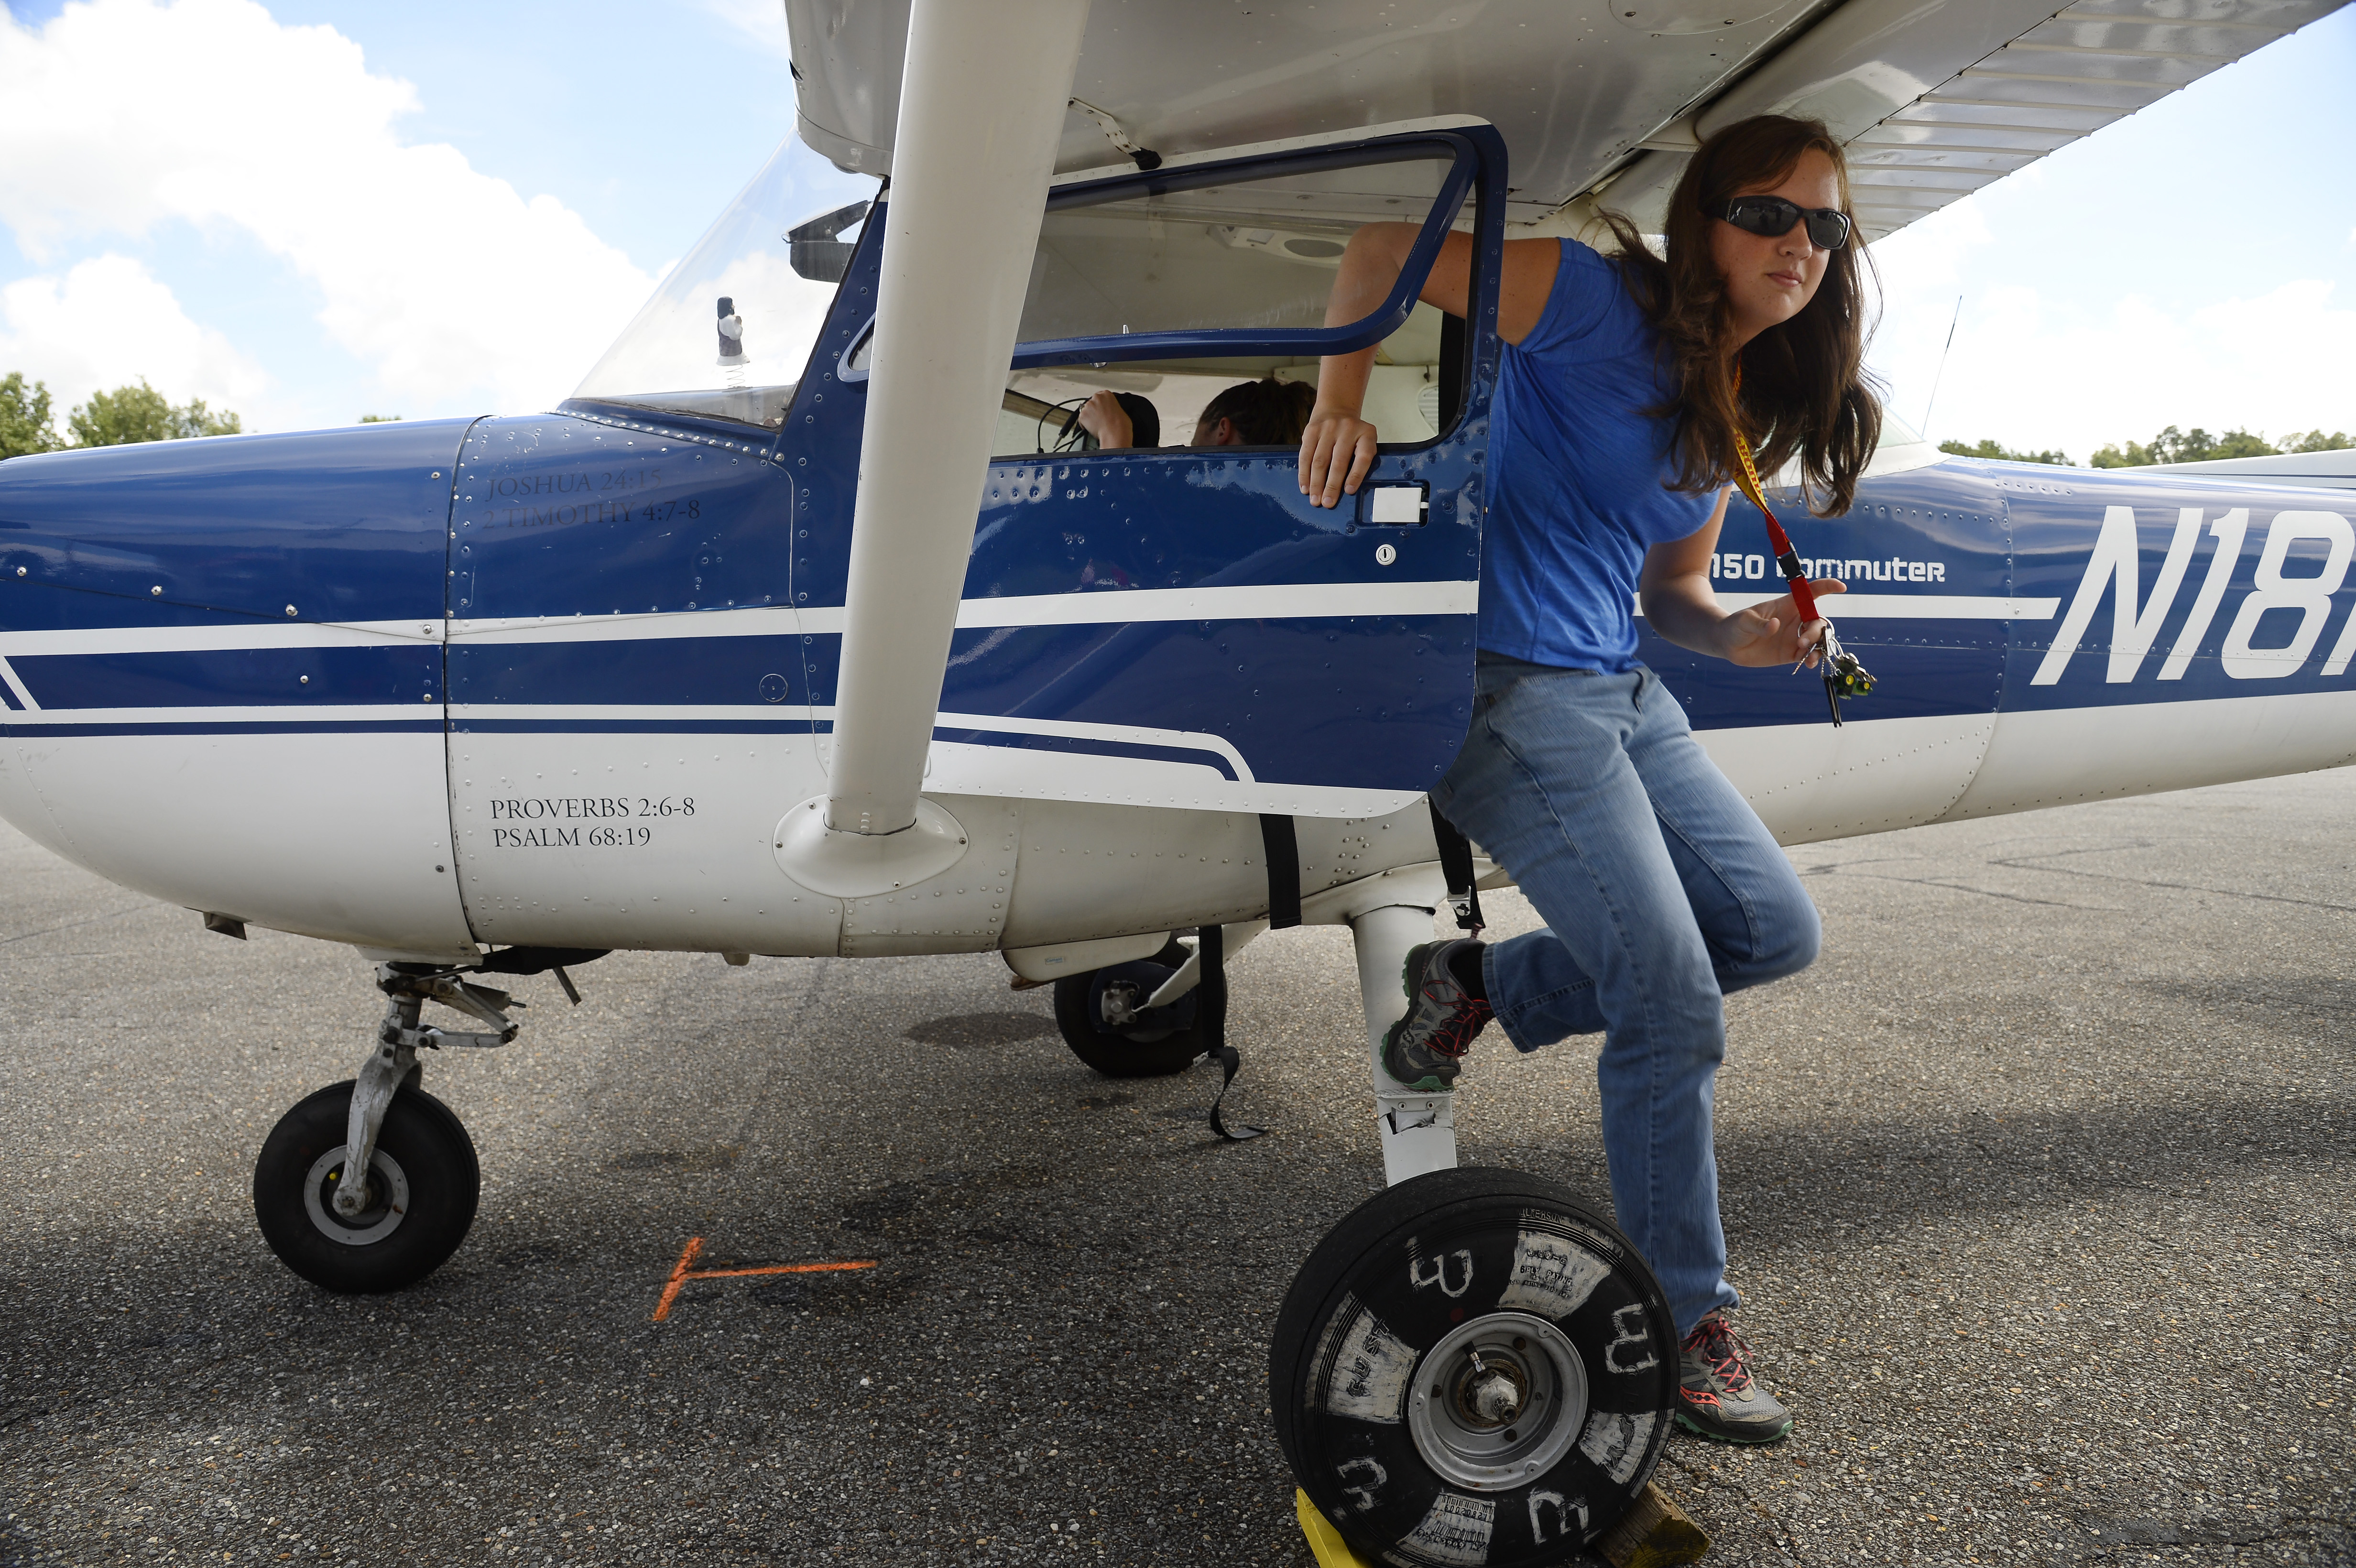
[2,2,2349,1562]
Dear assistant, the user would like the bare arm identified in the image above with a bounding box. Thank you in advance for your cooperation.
[1074,390,1134,449]
[1298,228,1564,507]
[1638,490,1847,665]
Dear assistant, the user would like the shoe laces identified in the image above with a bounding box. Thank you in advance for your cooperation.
[1681,1309,1758,1398]
[1418,981,1491,1058]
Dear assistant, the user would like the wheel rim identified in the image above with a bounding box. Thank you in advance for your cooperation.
[301,1147,412,1246]
[1404,1310,1590,1492]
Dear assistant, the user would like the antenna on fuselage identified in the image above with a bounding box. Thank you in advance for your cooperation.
[1919,294,1963,437]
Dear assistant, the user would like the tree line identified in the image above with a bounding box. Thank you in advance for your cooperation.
[1,370,242,459]
[1937,425,2353,468]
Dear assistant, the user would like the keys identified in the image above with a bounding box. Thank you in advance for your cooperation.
[1808,627,1874,727]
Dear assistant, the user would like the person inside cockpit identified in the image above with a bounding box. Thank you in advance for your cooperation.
[1073,375,1316,450]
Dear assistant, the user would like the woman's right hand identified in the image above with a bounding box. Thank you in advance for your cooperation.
[1300,408,1378,509]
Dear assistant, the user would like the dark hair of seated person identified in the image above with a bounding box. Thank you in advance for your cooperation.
[1197,377,1317,445]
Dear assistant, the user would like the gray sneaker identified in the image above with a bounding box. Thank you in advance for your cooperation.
[1676,1307,1793,1444]
[1378,940,1491,1091]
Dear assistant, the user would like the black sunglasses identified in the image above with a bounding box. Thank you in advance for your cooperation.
[1712,195,1852,251]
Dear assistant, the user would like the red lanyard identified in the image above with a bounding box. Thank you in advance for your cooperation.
[1725,369,1871,725]
[1726,369,1821,623]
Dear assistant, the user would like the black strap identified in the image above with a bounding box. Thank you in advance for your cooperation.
[1197,924,1263,1142]
[1259,814,1301,930]
[1428,799,1486,935]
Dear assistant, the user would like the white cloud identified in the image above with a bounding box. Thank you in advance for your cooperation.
[0,253,267,418]
[1869,203,2356,459]
[0,0,658,419]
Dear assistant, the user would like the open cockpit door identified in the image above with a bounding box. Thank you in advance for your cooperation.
[795,118,1508,818]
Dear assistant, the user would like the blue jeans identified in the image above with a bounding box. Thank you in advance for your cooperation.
[1430,655,1821,1335]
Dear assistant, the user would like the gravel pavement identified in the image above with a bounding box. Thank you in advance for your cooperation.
[2,770,2352,1568]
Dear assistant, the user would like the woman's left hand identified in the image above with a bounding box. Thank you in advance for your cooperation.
[1715,578,1846,667]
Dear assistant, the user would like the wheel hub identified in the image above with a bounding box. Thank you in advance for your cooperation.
[1456,1353,1528,1427]
[302,1147,412,1247]
[1407,1311,1589,1490]
[1098,980,1145,1028]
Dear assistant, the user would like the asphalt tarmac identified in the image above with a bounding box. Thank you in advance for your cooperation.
[3,769,2352,1568]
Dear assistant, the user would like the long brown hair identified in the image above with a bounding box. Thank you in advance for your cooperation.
[1599,114,1881,516]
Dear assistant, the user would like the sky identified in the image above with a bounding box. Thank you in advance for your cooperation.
[0,0,2350,462]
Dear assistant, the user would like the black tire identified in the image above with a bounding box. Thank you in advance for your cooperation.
[1051,939,1207,1078]
[1270,1167,1679,1567]
[252,1079,480,1294]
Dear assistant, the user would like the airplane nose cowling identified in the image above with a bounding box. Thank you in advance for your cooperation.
[0,418,484,961]
[0,419,471,625]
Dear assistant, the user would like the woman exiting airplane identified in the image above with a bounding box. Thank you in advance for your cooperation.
[1300,114,1881,1446]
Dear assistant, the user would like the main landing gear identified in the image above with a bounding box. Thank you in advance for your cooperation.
[1266,889,1681,1566]
[1052,936,1207,1077]
[251,966,521,1293]
[1052,923,1268,1078]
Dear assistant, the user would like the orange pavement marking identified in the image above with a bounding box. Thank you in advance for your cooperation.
[687,1262,882,1280]
[652,1236,706,1322]
[650,1235,879,1322]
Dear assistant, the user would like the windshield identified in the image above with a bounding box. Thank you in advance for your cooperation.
[572,140,875,428]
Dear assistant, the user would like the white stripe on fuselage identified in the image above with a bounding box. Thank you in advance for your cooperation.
[447,582,1480,643]
[0,656,38,710]
[3,702,437,725]
[0,620,445,657]
[0,585,2052,661]
[444,705,1257,781]
[1638,592,2061,621]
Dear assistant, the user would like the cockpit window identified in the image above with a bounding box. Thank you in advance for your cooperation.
[571,140,877,428]
[1017,150,1461,346]
[840,140,1475,455]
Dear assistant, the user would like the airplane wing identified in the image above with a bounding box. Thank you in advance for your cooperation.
[785,0,2348,240]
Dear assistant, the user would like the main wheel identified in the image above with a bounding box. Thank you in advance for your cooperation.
[252,1079,481,1293]
[1052,939,1207,1078]
[1270,1167,1679,1567]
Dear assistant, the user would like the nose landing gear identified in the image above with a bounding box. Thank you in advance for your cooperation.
[1268,891,1682,1566]
[1269,1167,1680,1567]
[251,965,519,1293]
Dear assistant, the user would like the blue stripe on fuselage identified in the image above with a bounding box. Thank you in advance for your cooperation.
[12,644,441,708]
[450,633,805,709]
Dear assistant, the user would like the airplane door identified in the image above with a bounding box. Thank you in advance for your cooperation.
[436,414,838,956]
[796,121,1509,819]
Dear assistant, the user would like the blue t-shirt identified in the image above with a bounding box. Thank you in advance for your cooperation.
[1480,240,1718,672]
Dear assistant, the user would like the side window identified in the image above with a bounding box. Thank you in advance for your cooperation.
[1000,140,1473,457]
[840,138,1477,457]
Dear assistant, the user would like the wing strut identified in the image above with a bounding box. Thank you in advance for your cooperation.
[777,0,1092,897]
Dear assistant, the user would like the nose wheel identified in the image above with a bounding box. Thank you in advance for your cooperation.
[1270,1167,1680,1566]
[250,963,522,1293]
[252,1078,480,1293]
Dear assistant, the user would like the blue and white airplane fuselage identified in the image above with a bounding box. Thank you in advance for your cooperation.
[4,375,2351,969]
